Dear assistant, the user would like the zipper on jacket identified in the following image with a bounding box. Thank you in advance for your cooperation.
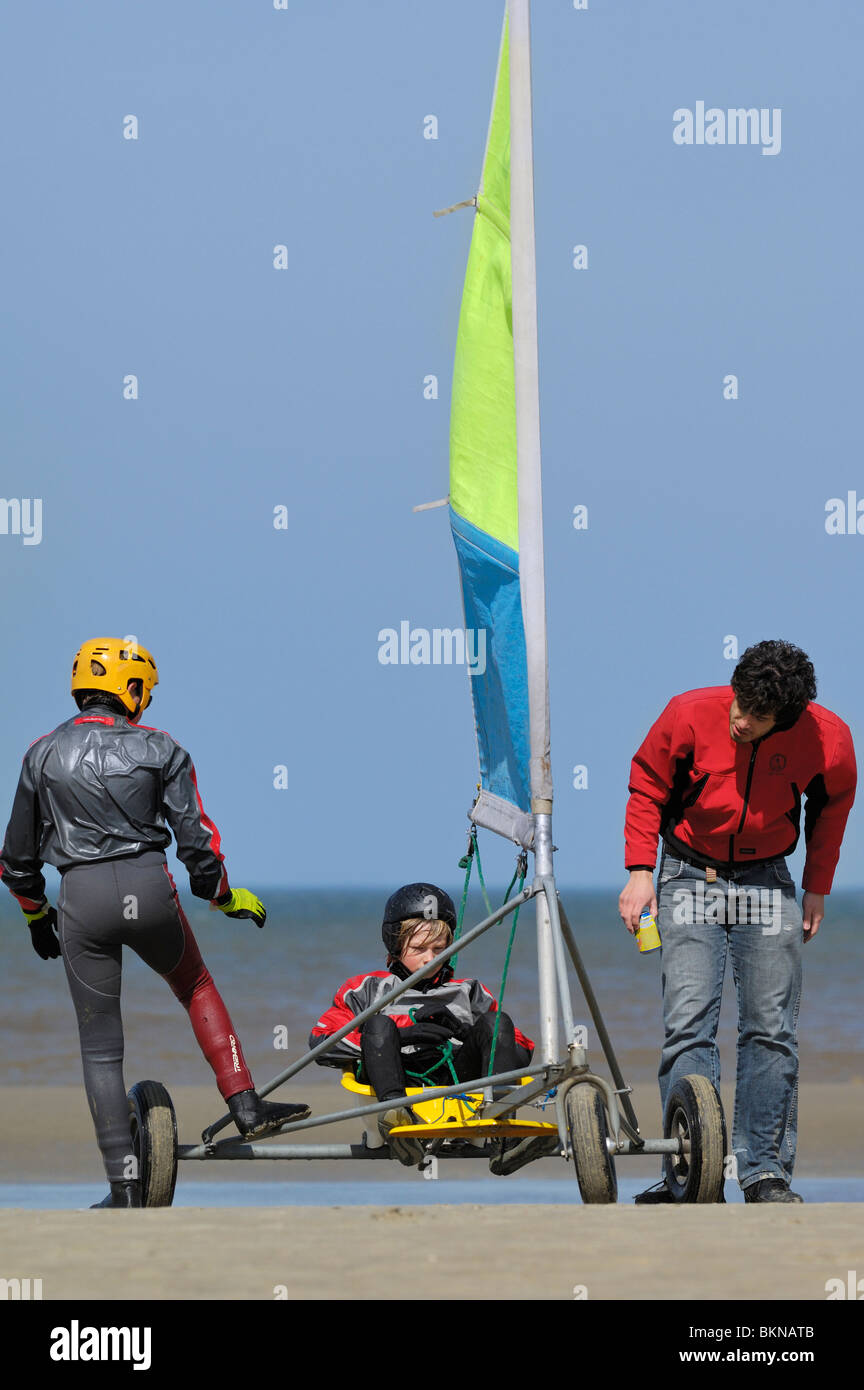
[736,742,760,835]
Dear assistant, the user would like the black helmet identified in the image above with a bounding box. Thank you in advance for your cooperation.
[381,882,457,957]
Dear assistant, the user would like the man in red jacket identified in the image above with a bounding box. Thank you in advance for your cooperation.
[619,641,856,1204]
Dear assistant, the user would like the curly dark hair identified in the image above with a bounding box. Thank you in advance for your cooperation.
[74,679,143,717]
[731,641,816,728]
[74,690,129,715]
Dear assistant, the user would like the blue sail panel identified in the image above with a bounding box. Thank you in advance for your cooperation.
[450,508,530,814]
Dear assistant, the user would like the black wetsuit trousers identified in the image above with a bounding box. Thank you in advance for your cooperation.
[360,1010,531,1101]
[58,851,253,1182]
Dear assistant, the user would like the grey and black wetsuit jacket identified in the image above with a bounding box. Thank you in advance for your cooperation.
[0,701,229,911]
[309,961,535,1069]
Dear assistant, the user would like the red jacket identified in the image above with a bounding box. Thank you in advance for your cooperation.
[310,966,534,1068]
[624,686,856,894]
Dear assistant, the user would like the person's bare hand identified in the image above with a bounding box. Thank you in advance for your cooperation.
[802,891,824,944]
[618,870,657,935]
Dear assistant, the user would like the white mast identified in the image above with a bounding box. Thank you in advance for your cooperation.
[509,0,558,1064]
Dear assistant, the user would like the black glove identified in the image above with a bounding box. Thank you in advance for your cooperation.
[411,1002,471,1042]
[399,1021,454,1047]
[25,904,61,960]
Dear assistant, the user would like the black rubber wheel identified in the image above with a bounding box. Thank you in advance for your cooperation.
[128,1080,178,1208]
[663,1074,727,1203]
[566,1084,618,1205]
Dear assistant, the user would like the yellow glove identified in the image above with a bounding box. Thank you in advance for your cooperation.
[210,888,267,928]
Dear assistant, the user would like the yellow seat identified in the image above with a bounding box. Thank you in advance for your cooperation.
[340,1071,557,1141]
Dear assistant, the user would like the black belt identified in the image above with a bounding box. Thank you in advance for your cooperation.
[662,837,786,878]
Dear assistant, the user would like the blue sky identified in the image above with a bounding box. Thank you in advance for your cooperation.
[1,1,862,890]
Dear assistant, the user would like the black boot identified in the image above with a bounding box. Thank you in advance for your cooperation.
[377,1106,425,1166]
[634,1178,726,1205]
[743,1178,803,1204]
[90,1180,142,1209]
[488,1133,560,1176]
[227,1088,311,1141]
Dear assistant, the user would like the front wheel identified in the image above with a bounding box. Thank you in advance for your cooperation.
[663,1074,727,1203]
[566,1084,618,1205]
[128,1080,178,1208]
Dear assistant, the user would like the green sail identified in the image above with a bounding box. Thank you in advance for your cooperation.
[449,13,532,828]
[450,16,517,556]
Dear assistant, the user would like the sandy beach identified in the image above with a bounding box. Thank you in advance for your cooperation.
[1,1079,861,1302]
[2,1204,862,1302]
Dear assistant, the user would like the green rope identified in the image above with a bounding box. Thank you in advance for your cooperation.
[404,1039,459,1087]
[472,829,494,919]
[404,1027,483,1121]
[451,829,478,972]
[403,1005,461,1089]
[501,857,522,908]
[486,851,528,1078]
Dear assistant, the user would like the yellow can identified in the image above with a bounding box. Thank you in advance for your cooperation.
[636,908,661,954]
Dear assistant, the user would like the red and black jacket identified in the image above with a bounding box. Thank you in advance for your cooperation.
[0,701,229,909]
[624,686,856,894]
[310,963,534,1068]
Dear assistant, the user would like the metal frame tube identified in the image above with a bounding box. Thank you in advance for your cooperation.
[510,0,552,811]
[540,877,576,1045]
[195,1062,556,1157]
[178,1143,494,1162]
[556,895,643,1145]
[612,1139,689,1156]
[510,0,559,1071]
[479,1064,570,1122]
[533,817,559,1065]
[178,1143,393,1161]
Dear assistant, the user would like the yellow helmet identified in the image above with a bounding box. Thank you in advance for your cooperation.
[71,638,159,716]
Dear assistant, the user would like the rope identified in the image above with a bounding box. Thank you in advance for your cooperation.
[472,829,494,919]
[404,1022,484,1122]
[486,851,527,1077]
[451,829,477,971]
[404,1039,459,1087]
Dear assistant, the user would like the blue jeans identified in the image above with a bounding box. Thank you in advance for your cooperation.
[656,850,803,1190]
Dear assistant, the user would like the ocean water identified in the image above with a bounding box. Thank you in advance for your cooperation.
[2,888,862,1088]
[2,1177,863,1209]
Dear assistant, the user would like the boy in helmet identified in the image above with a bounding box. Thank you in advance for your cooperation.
[309,882,534,1165]
[0,637,310,1208]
